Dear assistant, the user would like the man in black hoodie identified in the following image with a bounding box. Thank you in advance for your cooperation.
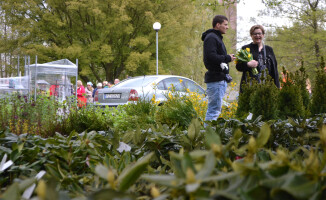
[202,15,235,122]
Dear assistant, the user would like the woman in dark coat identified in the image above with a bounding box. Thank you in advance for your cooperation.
[236,25,280,92]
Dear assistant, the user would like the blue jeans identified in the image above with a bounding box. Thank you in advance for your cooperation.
[205,80,227,121]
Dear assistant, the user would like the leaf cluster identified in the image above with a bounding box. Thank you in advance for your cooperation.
[0,110,326,199]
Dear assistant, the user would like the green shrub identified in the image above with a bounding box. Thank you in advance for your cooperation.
[311,57,326,115]
[278,69,305,119]
[63,105,112,134]
[249,72,280,120]
[278,85,305,119]
[155,92,197,129]
[236,71,279,120]
[236,72,256,119]
[107,98,157,132]
[293,64,311,116]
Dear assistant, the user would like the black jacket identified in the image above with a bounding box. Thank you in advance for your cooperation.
[236,43,280,92]
[202,29,231,83]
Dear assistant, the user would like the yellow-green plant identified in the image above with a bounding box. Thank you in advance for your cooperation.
[155,85,197,129]
[184,90,207,121]
[220,81,238,119]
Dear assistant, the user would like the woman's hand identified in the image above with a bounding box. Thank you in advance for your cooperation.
[247,60,258,68]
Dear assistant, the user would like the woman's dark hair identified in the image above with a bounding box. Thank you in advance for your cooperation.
[250,25,265,35]
[212,15,228,28]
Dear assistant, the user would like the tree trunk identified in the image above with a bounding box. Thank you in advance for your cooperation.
[104,63,113,82]
[89,63,102,83]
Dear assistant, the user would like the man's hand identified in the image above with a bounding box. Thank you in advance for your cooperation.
[247,60,258,68]
[229,54,236,61]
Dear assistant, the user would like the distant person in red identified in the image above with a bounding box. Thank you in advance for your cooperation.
[49,84,59,96]
[77,80,87,108]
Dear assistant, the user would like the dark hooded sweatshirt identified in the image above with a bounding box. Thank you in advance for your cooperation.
[202,29,231,83]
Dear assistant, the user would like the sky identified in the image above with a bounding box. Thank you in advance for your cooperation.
[237,0,291,48]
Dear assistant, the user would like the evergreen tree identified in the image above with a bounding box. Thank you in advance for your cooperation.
[310,56,326,115]
[278,71,305,119]
[293,63,311,117]
[236,71,280,121]
[235,72,255,119]
[249,71,280,121]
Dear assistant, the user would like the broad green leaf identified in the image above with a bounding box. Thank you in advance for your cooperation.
[95,164,109,180]
[256,150,270,161]
[256,123,271,148]
[181,152,196,173]
[239,186,269,200]
[233,145,247,156]
[12,143,24,153]
[153,194,170,200]
[202,172,240,182]
[141,174,180,187]
[10,149,21,162]
[281,181,317,199]
[18,178,36,191]
[262,172,317,199]
[187,121,196,141]
[232,128,243,147]
[4,133,18,143]
[231,160,258,175]
[186,182,200,193]
[89,188,135,200]
[117,152,154,191]
[2,182,20,200]
[196,151,216,180]
[210,190,239,200]
[270,188,297,200]
[189,150,209,159]
[0,146,12,154]
[279,175,317,199]
[169,152,185,178]
[205,126,221,147]
[187,118,201,141]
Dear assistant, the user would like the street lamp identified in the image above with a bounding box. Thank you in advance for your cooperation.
[153,22,161,75]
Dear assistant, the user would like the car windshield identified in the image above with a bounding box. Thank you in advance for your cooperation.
[116,77,158,87]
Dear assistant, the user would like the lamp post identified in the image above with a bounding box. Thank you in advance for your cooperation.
[153,22,161,75]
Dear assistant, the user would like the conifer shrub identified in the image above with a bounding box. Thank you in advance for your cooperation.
[311,57,326,115]
[249,71,280,120]
[278,68,305,119]
[236,72,256,119]
[292,64,311,117]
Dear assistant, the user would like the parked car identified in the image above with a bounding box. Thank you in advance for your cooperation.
[93,75,206,107]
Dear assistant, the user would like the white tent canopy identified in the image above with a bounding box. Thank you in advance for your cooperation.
[25,58,78,101]
[26,59,78,76]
